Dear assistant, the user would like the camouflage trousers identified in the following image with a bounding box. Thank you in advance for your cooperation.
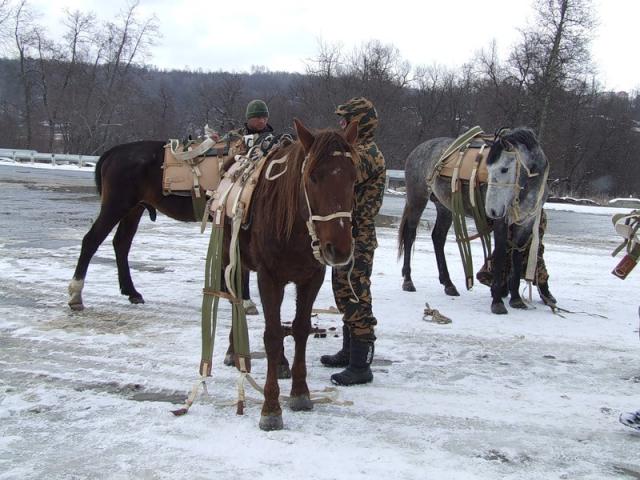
[332,177,385,341]
[477,209,550,286]
[332,223,378,341]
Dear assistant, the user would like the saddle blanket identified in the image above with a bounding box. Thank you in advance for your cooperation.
[437,137,490,184]
[162,138,236,194]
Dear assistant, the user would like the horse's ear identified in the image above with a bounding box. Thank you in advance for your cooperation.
[294,118,314,152]
[344,121,358,145]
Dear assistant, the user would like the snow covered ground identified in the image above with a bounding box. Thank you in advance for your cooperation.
[1,164,640,479]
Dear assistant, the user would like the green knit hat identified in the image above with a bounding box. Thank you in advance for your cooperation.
[246,99,269,119]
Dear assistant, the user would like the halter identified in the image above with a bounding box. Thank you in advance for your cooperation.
[301,151,355,266]
[486,143,548,226]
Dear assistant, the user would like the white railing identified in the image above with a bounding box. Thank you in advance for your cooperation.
[0,148,99,167]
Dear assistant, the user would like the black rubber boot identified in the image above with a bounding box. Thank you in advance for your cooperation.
[330,338,374,386]
[320,324,350,367]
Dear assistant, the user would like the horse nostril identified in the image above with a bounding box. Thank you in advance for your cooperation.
[490,208,497,217]
[325,242,335,259]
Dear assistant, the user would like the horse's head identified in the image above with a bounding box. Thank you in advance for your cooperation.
[294,118,358,266]
[485,127,548,221]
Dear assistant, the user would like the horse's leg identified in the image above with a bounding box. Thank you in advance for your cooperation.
[508,245,527,309]
[400,195,428,292]
[432,200,459,296]
[508,225,532,309]
[68,204,125,310]
[288,271,324,412]
[490,219,509,314]
[113,205,145,304]
[242,269,259,316]
[257,270,286,431]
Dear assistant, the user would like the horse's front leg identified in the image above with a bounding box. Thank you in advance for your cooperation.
[507,246,527,309]
[508,225,530,309]
[289,270,325,412]
[490,219,509,314]
[257,270,286,431]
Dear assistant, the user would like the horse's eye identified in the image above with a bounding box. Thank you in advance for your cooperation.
[309,173,318,184]
[501,167,509,174]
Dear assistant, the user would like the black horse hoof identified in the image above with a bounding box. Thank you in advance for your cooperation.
[509,297,528,309]
[402,280,416,292]
[444,284,460,296]
[278,364,292,379]
[491,302,508,315]
[288,394,313,411]
[128,295,145,305]
[259,413,284,431]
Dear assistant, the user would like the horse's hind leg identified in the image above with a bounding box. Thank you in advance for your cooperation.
[113,205,145,304]
[432,200,459,296]
[399,195,428,291]
[69,205,124,310]
[288,273,324,412]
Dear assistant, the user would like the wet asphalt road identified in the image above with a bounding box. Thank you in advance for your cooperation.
[0,163,622,250]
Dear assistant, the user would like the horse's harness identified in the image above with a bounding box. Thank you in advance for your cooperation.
[486,134,549,227]
[301,150,355,266]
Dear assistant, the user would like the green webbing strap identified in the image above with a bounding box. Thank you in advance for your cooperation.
[471,185,492,262]
[191,189,207,222]
[230,230,251,368]
[452,185,474,289]
[439,126,483,163]
[200,211,225,376]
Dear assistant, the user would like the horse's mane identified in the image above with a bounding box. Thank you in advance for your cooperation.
[254,129,357,242]
[487,127,539,165]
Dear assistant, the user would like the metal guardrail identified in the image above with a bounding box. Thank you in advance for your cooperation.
[0,148,99,167]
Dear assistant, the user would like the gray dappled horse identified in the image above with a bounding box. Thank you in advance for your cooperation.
[398,128,548,314]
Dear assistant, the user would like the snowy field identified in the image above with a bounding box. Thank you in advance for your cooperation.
[1,164,640,479]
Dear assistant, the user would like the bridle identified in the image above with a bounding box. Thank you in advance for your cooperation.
[486,139,549,225]
[301,150,355,266]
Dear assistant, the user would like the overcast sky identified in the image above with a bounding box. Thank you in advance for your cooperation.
[27,0,640,92]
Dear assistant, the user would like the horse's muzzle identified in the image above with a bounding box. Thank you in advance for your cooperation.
[321,241,353,267]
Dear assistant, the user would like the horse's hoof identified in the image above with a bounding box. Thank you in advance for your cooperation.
[129,295,145,305]
[491,302,508,315]
[402,280,416,292]
[68,302,84,311]
[444,285,460,296]
[223,353,234,366]
[243,299,259,316]
[509,298,528,309]
[259,414,284,431]
[288,394,313,412]
[277,364,292,379]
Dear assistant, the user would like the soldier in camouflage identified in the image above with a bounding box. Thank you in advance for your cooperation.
[320,97,386,386]
[215,99,275,316]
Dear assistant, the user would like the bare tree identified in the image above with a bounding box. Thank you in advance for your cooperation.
[510,0,595,141]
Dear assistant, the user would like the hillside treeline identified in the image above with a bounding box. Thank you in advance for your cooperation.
[0,0,638,197]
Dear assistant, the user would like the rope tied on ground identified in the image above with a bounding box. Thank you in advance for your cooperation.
[423,303,452,324]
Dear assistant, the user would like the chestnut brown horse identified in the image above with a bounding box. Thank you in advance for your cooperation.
[237,119,358,430]
[67,140,255,310]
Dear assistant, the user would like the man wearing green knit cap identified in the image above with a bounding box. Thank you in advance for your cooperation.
[221,99,273,144]
[217,99,274,317]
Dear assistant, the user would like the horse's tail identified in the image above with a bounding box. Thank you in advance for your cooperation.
[141,203,157,222]
[397,202,413,261]
[94,152,106,196]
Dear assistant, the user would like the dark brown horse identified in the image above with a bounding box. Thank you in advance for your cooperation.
[236,119,358,430]
[68,140,255,310]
